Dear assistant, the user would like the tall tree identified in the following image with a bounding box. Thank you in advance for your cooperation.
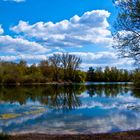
[49,54,61,81]
[60,53,82,81]
[113,0,140,65]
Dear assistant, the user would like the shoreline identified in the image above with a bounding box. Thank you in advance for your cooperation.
[0,81,133,86]
[4,130,140,140]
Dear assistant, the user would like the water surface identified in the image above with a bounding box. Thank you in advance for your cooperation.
[0,82,140,134]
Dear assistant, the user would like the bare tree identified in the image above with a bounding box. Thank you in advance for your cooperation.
[60,53,82,81]
[49,53,82,81]
[113,0,140,65]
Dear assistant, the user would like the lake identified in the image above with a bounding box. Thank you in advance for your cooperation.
[0,82,140,134]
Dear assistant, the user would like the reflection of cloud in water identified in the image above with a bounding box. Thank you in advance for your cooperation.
[3,110,140,134]
[79,92,140,110]
[1,103,140,135]
[1,85,140,134]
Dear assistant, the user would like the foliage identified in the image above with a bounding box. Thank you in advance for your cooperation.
[0,53,83,84]
[0,53,136,84]
[133,69,140,87]
[86,66,133,82]
[74,70,86,82]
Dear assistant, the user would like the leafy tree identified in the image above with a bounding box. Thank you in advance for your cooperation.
[49,54,61,81]
[86,66,132,82]
[74,70,86,82]
[133,69,140,87]
[87,67,95,81]
[39,60,53,81]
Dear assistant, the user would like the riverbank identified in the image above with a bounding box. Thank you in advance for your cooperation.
[0,81,74,86]
[2,130,140,140]
[0,81,133,86]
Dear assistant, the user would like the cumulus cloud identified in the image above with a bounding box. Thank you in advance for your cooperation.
[0,54,47,62]
[0,35,49,54]
[11,10,112,48]
[3,0,26,3]
[0,51,134,69]
[61,51,134,69]
[0,9,133,69]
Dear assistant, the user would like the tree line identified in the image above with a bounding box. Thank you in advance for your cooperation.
[0,53,86,85]
[0,53,137,85]
[86,66,133,82]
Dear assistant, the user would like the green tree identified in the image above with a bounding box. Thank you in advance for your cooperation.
[87,67,95,81]
[133,69,140,87]
[49,54,61,81]
[39,60,53,82]
[74,70,86,82]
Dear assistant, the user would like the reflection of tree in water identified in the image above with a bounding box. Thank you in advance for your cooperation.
[86,84,130,97]
[132,88,140,98]
[0,85,85,110]
[0,83,135,110]
[48,85,82,110]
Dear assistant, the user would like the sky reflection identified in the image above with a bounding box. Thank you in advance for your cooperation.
[0,83,140,134]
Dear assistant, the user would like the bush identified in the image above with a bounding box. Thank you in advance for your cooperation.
[3,75,17,85]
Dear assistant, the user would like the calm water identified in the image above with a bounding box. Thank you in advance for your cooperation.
[0,82,140,134]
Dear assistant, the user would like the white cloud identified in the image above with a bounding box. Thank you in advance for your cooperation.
[0,25,4,34]
[3,0,26,3]
[65,52,134,69]
[79,92,140,110]
[0,10,133,69]
[11,10,112,48]
[0,51,134,69]
[0,35,49,54]
[0,54,47,61]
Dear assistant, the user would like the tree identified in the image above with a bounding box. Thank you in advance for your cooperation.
[39,60,53,81]
[17,60,27,77]
[49,53,82,81]
[113,0,140,65]
[86,66,132,82]
[87,67,95,81]
[60,53,82,81]
[49,54,61,81]
[74,70,86,82]
[133,69,140,87]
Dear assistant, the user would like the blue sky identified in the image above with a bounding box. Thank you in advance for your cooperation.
[0,0,134,70]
